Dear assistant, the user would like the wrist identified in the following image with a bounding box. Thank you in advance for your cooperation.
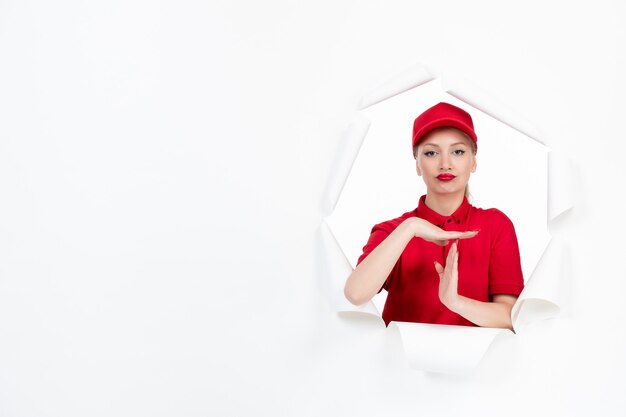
[445,294,466,313]
[403,217,423,238]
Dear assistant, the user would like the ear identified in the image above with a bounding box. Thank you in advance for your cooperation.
[470,153,477,173]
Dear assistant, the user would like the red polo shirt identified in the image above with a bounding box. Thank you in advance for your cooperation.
[356,195,524,327]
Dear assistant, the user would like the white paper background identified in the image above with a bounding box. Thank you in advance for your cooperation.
[1,1,625,416]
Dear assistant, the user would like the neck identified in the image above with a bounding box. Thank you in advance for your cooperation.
[424,191,465,216]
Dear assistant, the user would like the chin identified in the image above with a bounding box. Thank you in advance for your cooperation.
[429,184,465,195]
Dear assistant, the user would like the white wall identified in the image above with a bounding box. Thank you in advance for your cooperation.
[1,1,625,416]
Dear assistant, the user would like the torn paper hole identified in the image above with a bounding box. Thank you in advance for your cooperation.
[323,63,574,373]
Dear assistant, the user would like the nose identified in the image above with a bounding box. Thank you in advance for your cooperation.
[440,152,452,171]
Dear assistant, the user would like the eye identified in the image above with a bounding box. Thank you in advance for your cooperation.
[452,149,466,156]
[424,151,437,157]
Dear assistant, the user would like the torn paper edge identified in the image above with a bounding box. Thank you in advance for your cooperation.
[392,321,512,374]
[548,151,575,221]
[321,218,380,316]
[322,114,371,216]
[441,71,545,145]
[511,236,568,331]
[358,62,436,110]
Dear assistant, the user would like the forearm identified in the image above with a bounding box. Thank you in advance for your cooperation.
[344,219,415,305]
[448,296,514,330]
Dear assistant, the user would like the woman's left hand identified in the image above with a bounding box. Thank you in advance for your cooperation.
[434,240,461,310]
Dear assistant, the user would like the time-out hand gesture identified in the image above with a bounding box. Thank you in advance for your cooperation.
[434,240,460,309]
[410,217,479,246]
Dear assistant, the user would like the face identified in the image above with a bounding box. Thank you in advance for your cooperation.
[415,127,477,196]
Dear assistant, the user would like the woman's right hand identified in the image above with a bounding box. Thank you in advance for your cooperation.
[406,217,479,246]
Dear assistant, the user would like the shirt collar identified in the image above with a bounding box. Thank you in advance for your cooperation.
[416,194,471,228]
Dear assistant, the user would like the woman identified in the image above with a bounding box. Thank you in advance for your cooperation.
[343,102,524,330]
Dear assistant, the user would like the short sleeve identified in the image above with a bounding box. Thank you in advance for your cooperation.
[488,210,525,297]
[356,225,400,294]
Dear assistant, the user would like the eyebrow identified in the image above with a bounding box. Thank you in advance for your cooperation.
[422,142,469,148]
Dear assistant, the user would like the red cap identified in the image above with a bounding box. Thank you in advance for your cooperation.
[412,102,478,152]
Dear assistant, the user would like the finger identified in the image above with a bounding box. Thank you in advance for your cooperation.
[446,230,480,240]
[434,261,444,275]
[434,239,449,246]
[453,246,459,270]
[446,242,456,266]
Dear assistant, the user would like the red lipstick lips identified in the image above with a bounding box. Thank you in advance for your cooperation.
[437,174,456,181]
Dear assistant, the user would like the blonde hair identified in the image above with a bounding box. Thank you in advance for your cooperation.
[413,127,477,200]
